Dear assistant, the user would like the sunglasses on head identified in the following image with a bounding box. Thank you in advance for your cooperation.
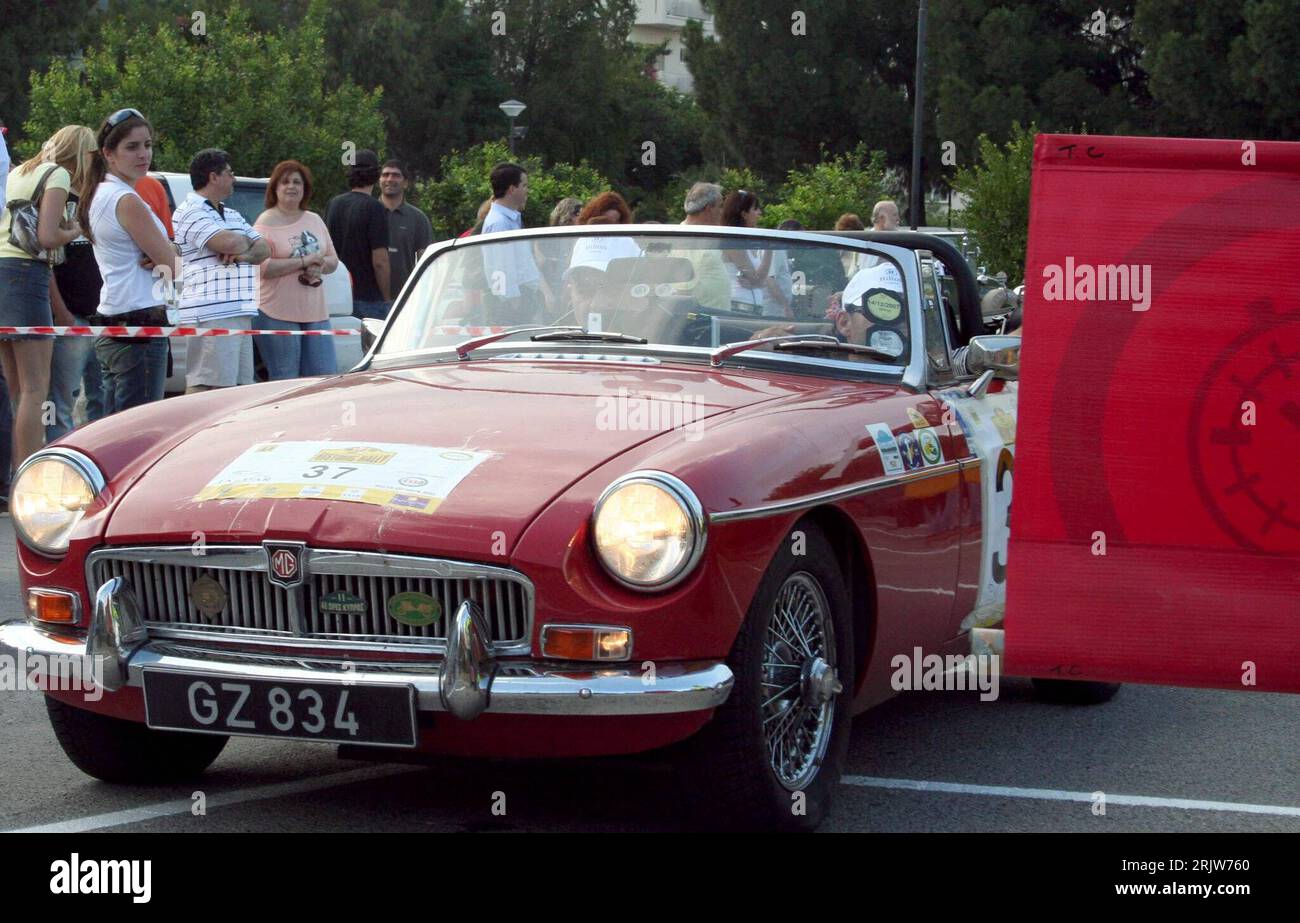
[106,108,144,128]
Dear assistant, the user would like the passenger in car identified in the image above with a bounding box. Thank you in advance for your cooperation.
[673,183,730,311]
[721,191,791,317]
[834,213,868,278]
[570,193,641,272]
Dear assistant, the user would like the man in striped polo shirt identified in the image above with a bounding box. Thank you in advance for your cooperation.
[173,149,270,393]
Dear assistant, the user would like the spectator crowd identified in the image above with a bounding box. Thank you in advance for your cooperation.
[0,106,901,512]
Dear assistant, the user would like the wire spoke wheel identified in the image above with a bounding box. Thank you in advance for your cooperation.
[762,571,840,791]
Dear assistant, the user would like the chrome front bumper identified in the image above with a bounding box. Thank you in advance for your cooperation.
[0,578,733,718]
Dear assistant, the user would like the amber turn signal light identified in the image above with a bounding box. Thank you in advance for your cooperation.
[27,589,79,624]
[541,625,632,662]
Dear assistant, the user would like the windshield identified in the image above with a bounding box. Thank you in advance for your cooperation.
[378,231,912,367]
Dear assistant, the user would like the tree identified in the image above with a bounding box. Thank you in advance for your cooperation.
[683,1,918,182]
[466,0,701,191]
[0,0,99,149]
[314,0,505,180]
[951,123,1034,284]
[1135,0,1300,139]
[410,140,612,238]
[21,2,384,200]
[928,2,1149,194]
[631,163,768,223]
[764,145,890,231]
[80,0,502,182]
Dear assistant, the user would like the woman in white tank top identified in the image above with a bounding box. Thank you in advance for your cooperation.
[79,109,177,414]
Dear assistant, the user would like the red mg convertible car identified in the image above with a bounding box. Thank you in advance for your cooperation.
[2,225,1042,831]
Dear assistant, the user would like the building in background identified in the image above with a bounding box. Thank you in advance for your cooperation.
[631,0,714,93]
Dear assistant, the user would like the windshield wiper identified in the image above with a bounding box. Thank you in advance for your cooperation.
[710,334,838,367]
[455,325,582,360]
[772,338,898,361]
[531,330,648,344]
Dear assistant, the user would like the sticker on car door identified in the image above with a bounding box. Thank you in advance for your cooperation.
[937,383,1018,628]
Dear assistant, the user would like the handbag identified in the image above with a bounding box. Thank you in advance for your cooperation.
[6,165,67,266]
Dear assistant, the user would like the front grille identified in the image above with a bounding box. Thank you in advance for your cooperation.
[88,547,532,652]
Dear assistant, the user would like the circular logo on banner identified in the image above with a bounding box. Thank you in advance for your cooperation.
[1189,306,1300,551]
[398,476,428,488]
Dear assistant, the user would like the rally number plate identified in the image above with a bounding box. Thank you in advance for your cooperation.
[143,671,417,748]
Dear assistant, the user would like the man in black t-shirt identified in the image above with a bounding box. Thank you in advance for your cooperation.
[47,192,107,440]
[325,150,391,321]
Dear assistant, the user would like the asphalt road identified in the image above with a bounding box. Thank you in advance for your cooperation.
[1,518,1296,833]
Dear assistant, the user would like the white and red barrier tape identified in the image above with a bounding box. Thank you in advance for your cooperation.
[0,325,508,337]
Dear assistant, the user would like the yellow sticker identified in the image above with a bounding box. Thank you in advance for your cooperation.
[991,408,1017,445]
[906,407,929,430]
[309,446,396,465]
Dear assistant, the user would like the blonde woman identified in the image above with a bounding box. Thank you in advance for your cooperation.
[0,125,91,464]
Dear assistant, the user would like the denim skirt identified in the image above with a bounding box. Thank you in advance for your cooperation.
[0,257,55,341]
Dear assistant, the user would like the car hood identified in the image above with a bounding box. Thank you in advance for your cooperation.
[102,359,811,558]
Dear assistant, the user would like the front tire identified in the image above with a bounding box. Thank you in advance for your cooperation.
[46,695,228,784]
[676,523,855,831]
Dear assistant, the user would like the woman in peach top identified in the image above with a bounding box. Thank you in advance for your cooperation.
[252,160,340,379]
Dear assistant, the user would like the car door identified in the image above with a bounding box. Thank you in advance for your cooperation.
[914,250,1007,641]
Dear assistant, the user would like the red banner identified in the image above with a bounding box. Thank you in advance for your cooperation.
[1005,133,1300,693]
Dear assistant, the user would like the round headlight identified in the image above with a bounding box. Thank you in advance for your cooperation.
[592,472,705,590]
[11,450,104,556]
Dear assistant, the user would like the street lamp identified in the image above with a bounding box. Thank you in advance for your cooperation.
[499,99,527,156]
[910,0,927,229]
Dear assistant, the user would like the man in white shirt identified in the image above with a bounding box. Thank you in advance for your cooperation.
[173,149,269,393]
[480,162,542,322]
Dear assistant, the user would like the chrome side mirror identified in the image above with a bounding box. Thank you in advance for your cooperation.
[360,318,384,352]
[967,335,1020,380]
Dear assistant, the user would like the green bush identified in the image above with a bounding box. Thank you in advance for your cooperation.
[629,164,770,223]
[410,140,613,239]
[952,123,1035,285]
[21,1,385,205]
[763,144,890,231]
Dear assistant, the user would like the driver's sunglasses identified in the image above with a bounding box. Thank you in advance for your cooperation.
[106,107,144,127]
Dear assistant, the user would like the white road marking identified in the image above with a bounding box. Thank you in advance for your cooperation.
[6,764,423,834]
[840,775,1300,817]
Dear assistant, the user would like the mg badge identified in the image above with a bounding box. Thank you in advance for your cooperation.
[189,574,227,617]
[265,542,305,588]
